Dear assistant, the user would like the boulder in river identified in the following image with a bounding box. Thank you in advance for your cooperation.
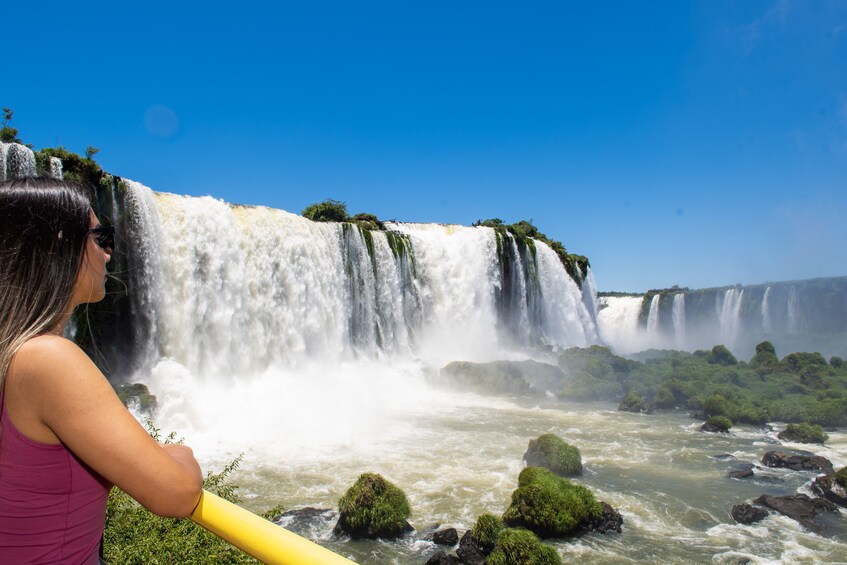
[586,501,623,533]
[425,551,459,565]
[753,494,839,534]
[432,527,459,546]
[731,503,768,525]
[700,416,732,433]
[456,530,486,565]
[811,473,847,507]
[523,433,583,476]
[760,450,834,474]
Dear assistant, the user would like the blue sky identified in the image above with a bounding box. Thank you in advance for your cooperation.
[5,1,846,292]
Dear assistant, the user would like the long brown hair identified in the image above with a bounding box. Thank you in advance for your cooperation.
[0,177,93,390]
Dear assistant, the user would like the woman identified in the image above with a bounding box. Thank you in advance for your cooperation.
[0,177,203,564]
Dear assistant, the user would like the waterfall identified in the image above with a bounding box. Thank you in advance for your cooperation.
[49,156,63,179]
[122,190,600,376]
[0,142,36,180]
[718,288,744,346]
[787,286,798,334]
[646,294,661,335]
[534,241,596,348]
[761,286,772,333]
[672,293,685,348]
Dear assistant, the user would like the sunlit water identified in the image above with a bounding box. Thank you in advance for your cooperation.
[145,361,847,564]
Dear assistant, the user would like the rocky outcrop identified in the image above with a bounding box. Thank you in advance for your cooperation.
[432,528,459,546]
[438,360,566,396]
[753,494,839,534]
[728,463,755,479]
[425,551,459,565]
[586,502,623,533]
[760,451,834,474]
[811,474,847,507]
[731,503,768,525]
[455,530,486,565]
[618,390,652,414]
[700,416,732,433]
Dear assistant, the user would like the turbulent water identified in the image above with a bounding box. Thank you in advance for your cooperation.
[113,182,847,563]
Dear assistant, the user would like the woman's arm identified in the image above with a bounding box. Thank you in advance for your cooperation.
[6,335,203,517]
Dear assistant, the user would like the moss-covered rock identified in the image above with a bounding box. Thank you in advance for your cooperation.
[778,423,829,444]
[113,383,157,413]
[502,467,602,537]
[523,434,583,477]
[836,467,847,489]
[701,416,732,433]
[472,513,505,554]
[618,390,651,413]
[486,528,562,565]
[335,473,411,539]
[654,386,676,409]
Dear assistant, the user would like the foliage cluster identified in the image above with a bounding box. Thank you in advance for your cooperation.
[337,473,411,539]
[473,218,589,284]
[113,382,157,413]
[1,107,24,144]
[301,199,387,231]
[103,425,284,564]
[556,342,847,427]
[523,434,583,476]
[502,467,602,537]
[779,422,829,444]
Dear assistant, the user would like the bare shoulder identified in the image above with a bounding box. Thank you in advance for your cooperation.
[12,334,105,392]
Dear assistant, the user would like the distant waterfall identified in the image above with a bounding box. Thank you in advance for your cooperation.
[672,293,685,348]
[646,295,661,335]
[762,286,772,333]
[787,286,798,334]
[718,289,744,345]
[124,185,600,376]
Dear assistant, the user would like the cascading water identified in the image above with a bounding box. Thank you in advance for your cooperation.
[718,288,744,345]
[0,142,37,180]
[645,294,661,335]
[787,286,799,335]
[762,286,772,333]
[671,292,685,348]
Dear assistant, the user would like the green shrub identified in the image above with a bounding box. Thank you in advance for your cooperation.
[523,434,583,476]
[701,416,732,433]
[708,345,738,366]
[502,467,602,537]
[778,423,829,444]
[472,513,505,554]
[103,427,284,564]
[301,199,349,222]
[486,528,562,565]
[336,473,411,539]
[831,356,844,369]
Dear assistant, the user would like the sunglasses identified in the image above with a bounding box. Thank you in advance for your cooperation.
[88,226,115,251]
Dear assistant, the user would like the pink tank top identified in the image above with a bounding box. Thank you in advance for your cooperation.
[0,390,111,564]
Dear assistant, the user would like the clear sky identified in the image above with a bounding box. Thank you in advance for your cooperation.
[5,1,846,292]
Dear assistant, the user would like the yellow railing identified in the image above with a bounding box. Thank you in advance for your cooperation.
[190,490,355,564]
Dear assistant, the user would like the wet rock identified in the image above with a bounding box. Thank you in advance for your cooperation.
[275,507,335,531]
[432,527,459,546]
[456,530,486,565]
[586,501,623,533]
[712,453,736,461]
[700,416,732,433]
[753,494,839,533]
[811,474,847,507]
[425,551,459,565]
[760,450,834,474]
[728,464,755,480]
[731,503,767,524]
